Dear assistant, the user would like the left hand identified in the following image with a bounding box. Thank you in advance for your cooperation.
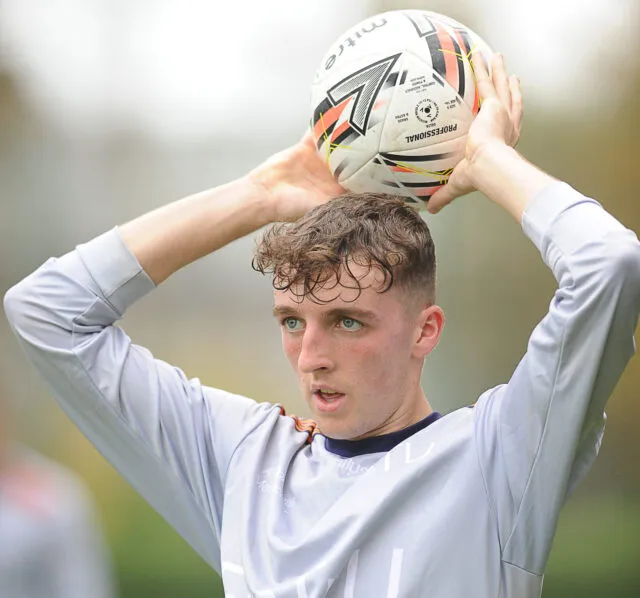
[249,132,345,223]
[427,52,523,214]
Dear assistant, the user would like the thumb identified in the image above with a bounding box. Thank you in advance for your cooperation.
[427,184,456,214]
[426,165,473,213]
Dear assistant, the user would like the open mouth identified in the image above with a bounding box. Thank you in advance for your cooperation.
[313,389,345,412]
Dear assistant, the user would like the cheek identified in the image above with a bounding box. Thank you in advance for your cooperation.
[346,338,389,373]
[281,334,300,368]
[352,330,412,376]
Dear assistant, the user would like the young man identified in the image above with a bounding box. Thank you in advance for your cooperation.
[4,54,640,597]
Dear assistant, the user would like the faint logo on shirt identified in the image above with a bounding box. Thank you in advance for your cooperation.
[333,457,373,477]
[256,468,295,513]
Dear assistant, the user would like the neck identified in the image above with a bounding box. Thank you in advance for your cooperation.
[408,390,433,429]
[350,390,433,441]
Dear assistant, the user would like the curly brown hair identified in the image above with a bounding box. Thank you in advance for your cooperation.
[252,192,436,304]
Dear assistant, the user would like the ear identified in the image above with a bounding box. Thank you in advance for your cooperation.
[412,304,445,360]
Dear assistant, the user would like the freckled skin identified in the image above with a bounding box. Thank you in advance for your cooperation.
[274,264,445,440]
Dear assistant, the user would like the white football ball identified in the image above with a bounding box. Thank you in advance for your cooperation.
[310,10,494,209]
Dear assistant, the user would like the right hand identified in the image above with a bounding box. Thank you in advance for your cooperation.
[249,132,346,222]
[427,53,523,214]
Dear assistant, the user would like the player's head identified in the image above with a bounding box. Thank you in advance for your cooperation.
[253,193,444,440]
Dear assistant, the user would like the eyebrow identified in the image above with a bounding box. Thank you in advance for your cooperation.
[272,305,380,322]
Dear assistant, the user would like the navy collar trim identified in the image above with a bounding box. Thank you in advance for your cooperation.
[324,412,443,457]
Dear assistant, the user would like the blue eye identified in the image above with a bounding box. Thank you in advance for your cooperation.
[340,317,363,331]
[283,317,303,331]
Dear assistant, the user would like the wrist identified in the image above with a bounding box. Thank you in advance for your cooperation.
[467,141,518,191]
[466,142,556,224]
[246,162,289,224]
[238,173,280,228]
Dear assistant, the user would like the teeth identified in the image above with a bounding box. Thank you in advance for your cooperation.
[317,389,342,403]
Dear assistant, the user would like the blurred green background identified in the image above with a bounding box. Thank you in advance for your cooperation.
[1,0,638,596]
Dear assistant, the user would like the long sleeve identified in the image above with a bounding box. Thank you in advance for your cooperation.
[3,229,277,573]
[474,182,640,574]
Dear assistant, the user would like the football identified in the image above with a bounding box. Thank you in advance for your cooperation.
[310,10,494,209]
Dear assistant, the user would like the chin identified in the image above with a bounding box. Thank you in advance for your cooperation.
[312,416,341,438]
[305,397,362,439]
[316,418,363,441]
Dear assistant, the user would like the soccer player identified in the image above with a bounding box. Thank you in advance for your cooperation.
[4,53,640,598]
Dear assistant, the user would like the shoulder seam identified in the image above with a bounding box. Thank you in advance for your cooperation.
[277,407,320,444]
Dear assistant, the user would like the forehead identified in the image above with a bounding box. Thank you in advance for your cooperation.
[273,262,400,312]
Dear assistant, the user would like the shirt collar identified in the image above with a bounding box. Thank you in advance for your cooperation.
[324,412,442,457]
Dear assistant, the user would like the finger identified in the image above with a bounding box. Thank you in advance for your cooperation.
[301,129,314,145]
[426,176,468,214]
[471,50,496,103]
[492,53,512,111]
[425,185,454,214]
[509,74,523,134]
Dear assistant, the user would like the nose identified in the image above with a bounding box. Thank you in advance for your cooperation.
[297,325,334,374]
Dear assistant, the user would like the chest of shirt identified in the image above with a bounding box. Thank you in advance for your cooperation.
[219,415,499,597]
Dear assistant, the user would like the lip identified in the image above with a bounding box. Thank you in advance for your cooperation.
[311,384,343,394]
[313,390,346,413]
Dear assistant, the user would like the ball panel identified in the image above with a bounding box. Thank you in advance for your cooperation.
[378,49,472,152]
[343,136,468,209]
[340,155,424,207]
[311,52,404,183]
[402,12,493,117]
[326,53,401,136]
[312,11,419,87]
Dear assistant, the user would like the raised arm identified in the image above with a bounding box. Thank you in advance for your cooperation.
[475,179,640,574]
[427,52,555,221]
[2,135,343,570]
[120,134,344,284]
[432,55,640,574]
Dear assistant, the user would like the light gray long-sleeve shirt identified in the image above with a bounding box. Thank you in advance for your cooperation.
[4,182,640,597]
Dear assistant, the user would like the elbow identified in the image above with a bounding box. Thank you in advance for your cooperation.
[4,277,33,337]
[607,234,640,292]
[599,233,640,313]
[3,258,59,342]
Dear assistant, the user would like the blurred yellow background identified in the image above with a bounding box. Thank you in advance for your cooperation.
[1,1,638,596]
